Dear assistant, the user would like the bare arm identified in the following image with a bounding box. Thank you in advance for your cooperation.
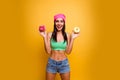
[65,32,79,54]
[40,31,52,54]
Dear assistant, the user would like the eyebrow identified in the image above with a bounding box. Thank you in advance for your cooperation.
[56,20,64,21]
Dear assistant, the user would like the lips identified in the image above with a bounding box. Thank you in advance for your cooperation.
[56,25,62,28]
[57,26,62,28]
[56,26,62,30]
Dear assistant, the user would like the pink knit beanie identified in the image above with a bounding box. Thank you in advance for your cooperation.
[54,13,66,21]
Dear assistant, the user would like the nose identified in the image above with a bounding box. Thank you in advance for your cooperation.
[56,21,61,25]
[58,21,63,24]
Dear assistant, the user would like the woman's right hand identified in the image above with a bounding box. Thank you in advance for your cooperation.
[39,31,47,38]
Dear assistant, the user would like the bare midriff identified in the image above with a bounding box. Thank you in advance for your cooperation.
[50,50,67,61]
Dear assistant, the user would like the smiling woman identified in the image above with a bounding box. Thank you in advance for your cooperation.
[39,13,79,80]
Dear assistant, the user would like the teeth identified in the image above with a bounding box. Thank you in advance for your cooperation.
[57,26,61,28]
[57,25,62,29]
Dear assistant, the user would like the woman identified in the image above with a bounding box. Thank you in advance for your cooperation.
[39,13,79,80]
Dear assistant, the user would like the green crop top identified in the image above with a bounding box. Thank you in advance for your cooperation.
[50,38,67,50]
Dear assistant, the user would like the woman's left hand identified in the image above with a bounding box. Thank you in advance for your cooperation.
[71,32,80,39]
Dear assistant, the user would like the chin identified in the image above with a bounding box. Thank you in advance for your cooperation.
[56,28,62,31]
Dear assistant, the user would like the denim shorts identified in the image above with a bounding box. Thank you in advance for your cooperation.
[46,58,70,73]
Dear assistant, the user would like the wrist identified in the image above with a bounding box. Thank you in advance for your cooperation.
[43,36,47,39]
[71,37,74,41]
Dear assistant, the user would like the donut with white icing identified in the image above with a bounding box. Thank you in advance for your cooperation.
[74,27,80,34]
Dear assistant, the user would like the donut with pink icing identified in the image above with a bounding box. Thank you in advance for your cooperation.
[39,25,45,32]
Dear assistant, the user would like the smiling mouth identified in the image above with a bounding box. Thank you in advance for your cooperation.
[56,25,62,28]
[57,26,62,29]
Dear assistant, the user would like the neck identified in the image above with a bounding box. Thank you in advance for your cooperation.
[57,30,62,34]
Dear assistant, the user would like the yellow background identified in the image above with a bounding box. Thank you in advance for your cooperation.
[0,0,120,80]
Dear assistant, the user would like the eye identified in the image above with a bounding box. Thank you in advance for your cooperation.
[55,20,59,22]
[60,20,64,23]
